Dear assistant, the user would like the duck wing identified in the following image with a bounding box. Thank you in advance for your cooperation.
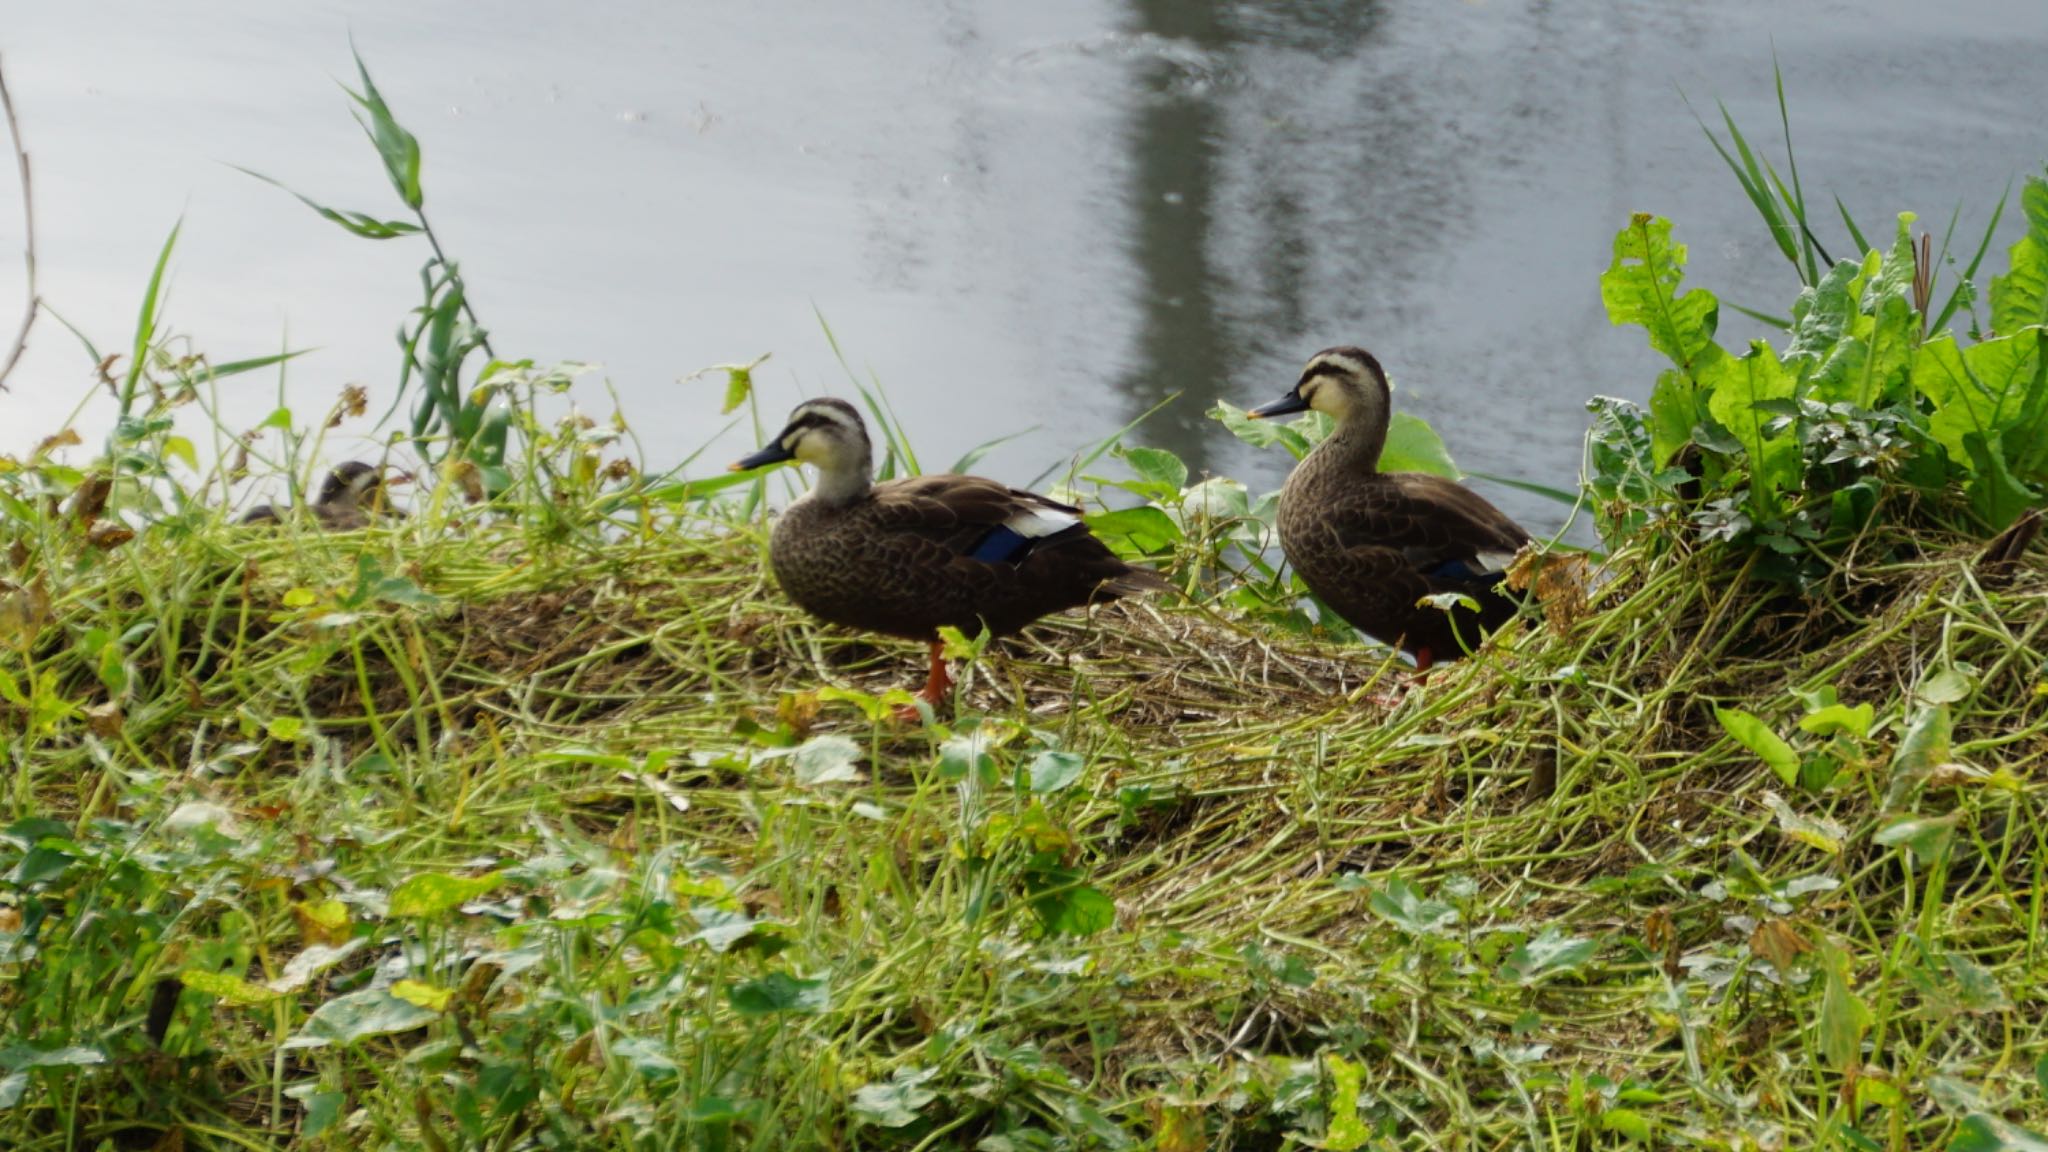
[1338,473,1530,581]
[868,474,1097,562]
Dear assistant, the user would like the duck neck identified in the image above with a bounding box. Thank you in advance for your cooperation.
[1320,399,1388,474]
[806,450,873,508]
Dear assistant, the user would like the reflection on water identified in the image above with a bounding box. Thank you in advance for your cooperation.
[2,1,2046,534]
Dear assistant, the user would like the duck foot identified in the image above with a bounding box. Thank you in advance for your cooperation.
[891,640,954,723]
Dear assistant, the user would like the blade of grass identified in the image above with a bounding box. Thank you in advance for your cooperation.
[122,219,182,417]
[1929,183,2011,335]
[1026,392,1180,491]
[1834,195,1871,257]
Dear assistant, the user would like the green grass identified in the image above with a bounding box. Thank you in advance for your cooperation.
[0,434,2044,1149]
[3,47,2047,1152]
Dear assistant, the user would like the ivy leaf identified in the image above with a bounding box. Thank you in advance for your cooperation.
[1026,751,1086,795]
[850,1066,938,1128]
[792,735,862,787]
[728,972,829,1016]
[1367,875,1459,937]
[1497,926,1597,986]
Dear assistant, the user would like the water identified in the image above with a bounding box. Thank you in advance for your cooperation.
[4,1,2046,534]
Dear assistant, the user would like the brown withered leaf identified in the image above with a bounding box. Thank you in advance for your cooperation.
[87,521,135,550]
[1506,548,1593,633]
[1643,908,1680,979]
[0,904,22,934]
[95,355,121,394]
[0,578,51,646]
[72,473,113,525]
[85,701,123,739]
[328,384,370,427]
[777,691,821,738]
[1749,918,1812,973]
[447,459,487,503]
[33,428,82,459]
[601,458,635,484]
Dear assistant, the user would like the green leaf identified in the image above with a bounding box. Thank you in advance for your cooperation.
[180,967,280,1007]
[1497,926,1597,985]
[1702,341,1801,516]
[1990,175,2048,337]
[1874,813,1960,863]
[1366,875,1459,937]
[2035,1050,2048,1098]
[1379,411,1460,478]
[938,732,998,786]
[850,1066,938,1128]
[1210,400,1317,460]
[346,48,423,210]
[1602,214,1721,370]
[1886,700,1952,807]
[1118,444,1187,492]
[1950,1113,2048,1152]
[1026,750,1086,794]
[0,1045,107,1071]
[728,972,829,1016]
[290,988,439,1048]
[1321,1052,1370,1151]
[387,870,504,918]
[1816,938,1872,1070]
[1943,950,2011,1013]
[1763,793,1845,855]
[1715,707,1801,788]
[1035,882,1115,937]
[0,1073,24,1110]
[124,219,182,409]
[1798,702,1874,738]
[232,166,422,239]
[1084,506,1182,553]
[792,735,863,787]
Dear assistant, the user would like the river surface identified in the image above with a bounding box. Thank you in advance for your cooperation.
[5,1,2047,534]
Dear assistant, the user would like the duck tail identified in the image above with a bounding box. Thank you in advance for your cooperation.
[1099,566,1175,599]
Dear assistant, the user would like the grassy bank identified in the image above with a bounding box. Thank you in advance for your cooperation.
[0,472,2043,1150]
[4,54,2048,1152]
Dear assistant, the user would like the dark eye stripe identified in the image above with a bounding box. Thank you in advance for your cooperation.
[1299,361,1350,388]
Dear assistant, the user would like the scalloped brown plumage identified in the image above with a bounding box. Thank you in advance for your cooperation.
[732,399,1171,711]
[1249,346,1532,669]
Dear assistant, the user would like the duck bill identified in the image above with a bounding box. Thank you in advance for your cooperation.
[1246,392,1310,420]
[729,441,796,472]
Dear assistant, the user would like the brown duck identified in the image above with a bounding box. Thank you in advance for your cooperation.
[731,398,1171,710]
[1249,346,1531,670]
[242,461,407,530]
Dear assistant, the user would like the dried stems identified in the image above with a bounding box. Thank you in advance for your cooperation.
[0,53,34,391]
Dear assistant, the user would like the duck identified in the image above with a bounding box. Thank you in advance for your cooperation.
[241,461,408,530]
[730,397,1172,711]
[1248,346,1531,670]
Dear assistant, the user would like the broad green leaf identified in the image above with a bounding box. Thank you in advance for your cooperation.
[290,987,440,1047]
[688,906,756,953]
[1210,400,1316,460]
[1602,214,1721,370]
[1943,950,2011,1013]
[1367,875,1459,937]
[1715,707,1800,788]
[1026,750,1086,794]
[387,870,503,918]
[0,1072,25,1110]
[1702,342,1801,515]
[1874,813,1960,863]
[938,732,998,786]
[1379,411,1460,478]
[1990,174,2048,337]
[792,735,862,787]
[728,972,829,1016]
[1084,506,1182,553]
[850,1066,938,1128]
[1950,1113,2048,1152]
[1886,700,1952,807]
[1816,938,1872,1070]
[1035,882,1114,937]
[181,967,280,1006]
[1497,926,1597,985]
[1118,444,1188,492]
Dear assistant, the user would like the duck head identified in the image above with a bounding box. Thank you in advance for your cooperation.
[1248,346,1391,427]
[315,460,408,515]
[730,397,875,504]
